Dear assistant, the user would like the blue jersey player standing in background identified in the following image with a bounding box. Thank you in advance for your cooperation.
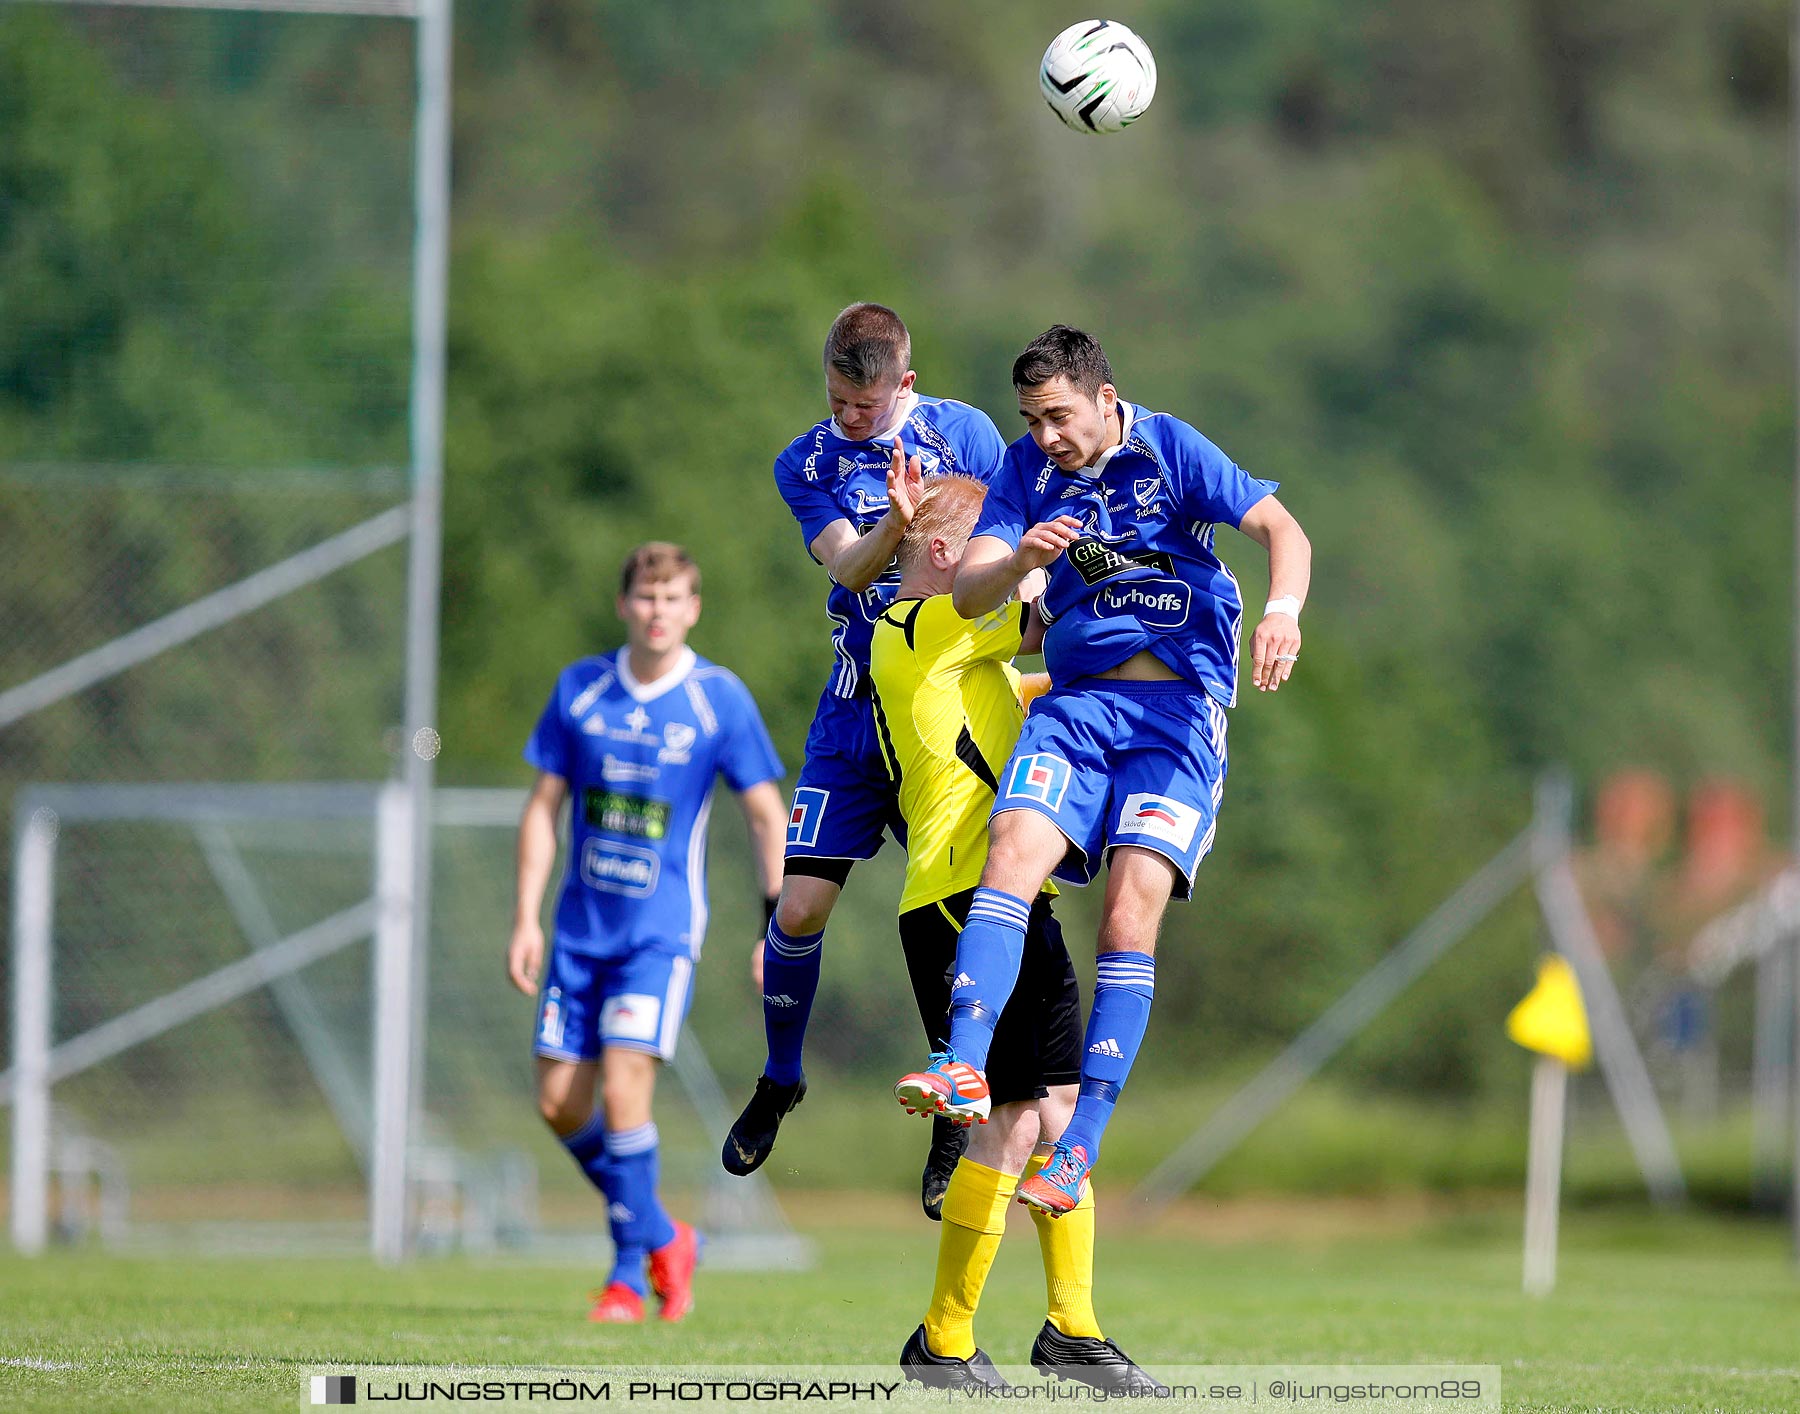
[722,304,1007,1210]
[897,325,1313,1217]
[508,542,788,1323]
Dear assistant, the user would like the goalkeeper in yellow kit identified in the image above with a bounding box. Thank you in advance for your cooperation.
[868,472,1166,1396]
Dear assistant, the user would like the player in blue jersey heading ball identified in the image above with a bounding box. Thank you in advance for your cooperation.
[895,325,1313,1216]
[722,304,1007,1209]
[509,543,789,1323]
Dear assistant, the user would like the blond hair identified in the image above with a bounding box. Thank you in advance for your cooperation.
[896,475,987,573]
[617,541,700,597]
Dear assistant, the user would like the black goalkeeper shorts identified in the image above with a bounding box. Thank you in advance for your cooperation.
[899,888,1082,1106]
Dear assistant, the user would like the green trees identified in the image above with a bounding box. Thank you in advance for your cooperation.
[3,1,1789,1098]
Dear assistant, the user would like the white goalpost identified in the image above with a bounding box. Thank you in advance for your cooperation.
[3,784,811,1268]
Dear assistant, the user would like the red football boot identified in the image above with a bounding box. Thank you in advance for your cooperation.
[587,1281,645,1323]
[648,1220,701,1322]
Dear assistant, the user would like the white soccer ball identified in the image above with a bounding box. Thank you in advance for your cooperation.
[1039,19,1157,135]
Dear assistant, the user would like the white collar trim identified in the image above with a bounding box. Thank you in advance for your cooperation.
[617,646,696,702]
[832,389,920,445]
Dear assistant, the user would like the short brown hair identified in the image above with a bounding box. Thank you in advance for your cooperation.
[896,475,986,572]
[823,302,912,387]
[1013,324,1114,397]
[618,541,700,597]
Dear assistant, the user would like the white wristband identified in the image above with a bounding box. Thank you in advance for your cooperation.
[1264,595,1302,620]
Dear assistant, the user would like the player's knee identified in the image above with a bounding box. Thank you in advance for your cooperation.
[775,886,833,937]
[537,1088,592,1136]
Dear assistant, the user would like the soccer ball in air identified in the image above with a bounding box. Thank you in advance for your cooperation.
[1039,19,1157,135]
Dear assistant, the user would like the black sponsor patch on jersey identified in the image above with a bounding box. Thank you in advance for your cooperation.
[1067,538,1175,585]
[582,788,672,840]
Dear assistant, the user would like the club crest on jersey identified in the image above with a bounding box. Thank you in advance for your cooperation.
[1115,792,1202,851]
[1005,753,1071,811]
[787,787,829,848]
[1096,578,1192,631]
[1134,477,1161,509]
[581,839,659,896]
[660,721,696,764]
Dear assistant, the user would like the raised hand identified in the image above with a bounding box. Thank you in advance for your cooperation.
[886,438,926,529]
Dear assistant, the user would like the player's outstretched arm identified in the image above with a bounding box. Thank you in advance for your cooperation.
[952,518,1083,617]
[508,771,568,995]
[809,441,925,593]
[1238,495,1312,694]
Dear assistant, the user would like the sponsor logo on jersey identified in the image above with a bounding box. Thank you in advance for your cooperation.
[1095,578,1192,631]
[601,754,659,785]
[1115,793,1202,851]
[786,786,830,849]
[580,713,607,736]
[849,486,890,521]
[583,789,671,840]
[581,839,660,896]
[601,990,663,1045]
[659,721,696,765]
[1005,753,1071,811]
[623,705,651,733]
[1036,460,1056,493]
[1067,538,1175,586]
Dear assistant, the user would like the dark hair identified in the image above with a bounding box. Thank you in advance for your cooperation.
[1011,324,1114,397]
[823,302,912,387]
[618,541,699,597]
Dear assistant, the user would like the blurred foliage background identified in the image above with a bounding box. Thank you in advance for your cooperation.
[0,0,1790,1172]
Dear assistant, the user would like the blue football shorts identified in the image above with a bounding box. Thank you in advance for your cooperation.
[783,686,906,865]
[534,941,695,1063]
[991,678,1228,900]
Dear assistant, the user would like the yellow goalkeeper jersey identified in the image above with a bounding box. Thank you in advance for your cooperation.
[868,595,1052,914]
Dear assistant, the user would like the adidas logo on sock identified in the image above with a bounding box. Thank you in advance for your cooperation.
[609,1202,636,1223]
[764,994,799,1007]
[951,972,976,989]
[1088,1037,1125,1058]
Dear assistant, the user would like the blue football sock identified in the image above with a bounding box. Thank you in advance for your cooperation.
[1060,951,1155,1166]
[762,919,823,1086]
[561,1114,646,1291]
[945,887,1033,1072]
[604,1122,676,1292]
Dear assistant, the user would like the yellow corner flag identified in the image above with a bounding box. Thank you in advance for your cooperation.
[1506,955,1592,1070]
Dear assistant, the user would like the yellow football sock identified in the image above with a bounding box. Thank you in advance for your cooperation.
[924,1158,1015,1360]
[1024,1150,1102,1339]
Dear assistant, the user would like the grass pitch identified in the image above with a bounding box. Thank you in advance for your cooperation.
[0,1201,1796,1413]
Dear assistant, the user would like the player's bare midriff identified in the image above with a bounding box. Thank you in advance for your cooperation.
[1092,649,1182,682]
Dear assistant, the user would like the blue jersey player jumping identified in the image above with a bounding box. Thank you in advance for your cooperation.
[508,542,788,1323]
[722,304,1007,1187]
[895,326,1313,1216]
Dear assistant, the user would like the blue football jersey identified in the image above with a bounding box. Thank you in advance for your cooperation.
[524,647,783,959]
[773,392,1006,698]
[971,401,1278,706]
